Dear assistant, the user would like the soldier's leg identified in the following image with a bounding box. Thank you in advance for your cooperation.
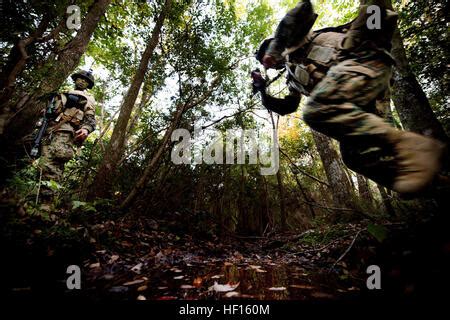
[39,132,75,202]
[303,59,445,194]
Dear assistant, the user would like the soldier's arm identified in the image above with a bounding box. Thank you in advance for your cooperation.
[80,98,96,134]
[260,89,301,116]
[266,1,317,61]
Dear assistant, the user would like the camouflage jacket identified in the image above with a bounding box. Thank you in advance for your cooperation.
[260,2,397,116]
[50,89,96,134]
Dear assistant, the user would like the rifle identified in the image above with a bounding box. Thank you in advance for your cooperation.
[251,67,286,95]
[30,95,56,158]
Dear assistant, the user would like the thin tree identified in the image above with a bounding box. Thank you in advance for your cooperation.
[91,0,172,199]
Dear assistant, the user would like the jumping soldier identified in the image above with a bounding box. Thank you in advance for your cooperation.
[252,0,445,195]
[36,70,97,204]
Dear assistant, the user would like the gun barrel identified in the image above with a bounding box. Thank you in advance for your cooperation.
[30,96,55,158]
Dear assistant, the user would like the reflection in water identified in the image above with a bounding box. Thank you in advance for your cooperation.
[127,262,357,301]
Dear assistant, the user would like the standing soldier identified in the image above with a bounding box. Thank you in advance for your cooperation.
[252,0,445,195]
[35,70,96,204]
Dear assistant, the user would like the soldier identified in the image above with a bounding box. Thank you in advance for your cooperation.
[37,70,96,203]
[252,0,445,195]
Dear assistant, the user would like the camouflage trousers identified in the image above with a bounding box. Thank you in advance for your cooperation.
[302,58,398,188]
[39,131,75,200]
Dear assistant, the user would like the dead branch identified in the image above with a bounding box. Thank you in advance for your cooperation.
[329,230,363,271]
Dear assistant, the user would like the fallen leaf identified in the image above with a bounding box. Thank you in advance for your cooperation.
[193,277,203,287]
[249,265,262,270]
[131,263,143,274]
[137,295,146,301]
[137,285,148,292]
[209,282,240,292]
[255,269,267,273]
[157,296,177,300]
[89,262,100,269]
[268,287,286,291]
[123,279,145,286]
[157,286,168,290]
[211,275,224,279]
[290,284,315,290]
[103,274,114,280]
[108,255,119,264]
[173,275,184,280]
[225,292,240,298]
[347,286,360,291]
[180,285,195,289]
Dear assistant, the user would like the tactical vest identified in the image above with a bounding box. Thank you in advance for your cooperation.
[51,89,95,133]
[285,31,346,95]
[283,4,397,96]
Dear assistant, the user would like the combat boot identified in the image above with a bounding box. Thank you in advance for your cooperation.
[390,131,445,194]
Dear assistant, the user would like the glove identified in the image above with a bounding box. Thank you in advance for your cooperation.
[74,128,89,145]
[251,69,266,93]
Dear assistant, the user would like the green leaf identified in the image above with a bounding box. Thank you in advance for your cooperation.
[367,224,388,243]
[72,200,97,213]
[43,180,61,191]
[72,200,86,210]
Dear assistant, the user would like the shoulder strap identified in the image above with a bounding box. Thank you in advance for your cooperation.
[312,20,354,35]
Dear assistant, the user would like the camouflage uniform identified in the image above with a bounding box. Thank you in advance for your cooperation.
[301,4,399,189]
[39,77,96,201]
[302,56,397,187]
[256,1,445,194]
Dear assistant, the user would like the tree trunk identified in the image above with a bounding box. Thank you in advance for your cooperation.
[91,0,171,199]
[376,184,395,217]
[237,164,248,234]
[292,169,316,219]
[120,77,221,210]
[276,167,287,231]
[363,0,448,143]
[311,130,356,211]
[125,81,152,139]
[391,28,448,143]
[356,174,374,206]
[261,173,273,233]
[0,15,50,107]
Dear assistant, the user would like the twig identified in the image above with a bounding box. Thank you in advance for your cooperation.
[35,167,43,205]
[329,230,363,272]
[298,200,358,212]
[280,148,330,187]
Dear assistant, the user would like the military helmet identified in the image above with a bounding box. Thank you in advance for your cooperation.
[255,38,285,70]
[255,38,274,65]
[71,69,95,89]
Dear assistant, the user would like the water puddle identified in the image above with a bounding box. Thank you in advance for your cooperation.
[101,259,361,300]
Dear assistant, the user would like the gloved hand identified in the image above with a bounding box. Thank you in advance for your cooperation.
[74,128,89,145]
[251,69,266,93]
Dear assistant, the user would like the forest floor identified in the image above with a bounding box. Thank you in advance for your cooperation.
[1,193,450,302]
